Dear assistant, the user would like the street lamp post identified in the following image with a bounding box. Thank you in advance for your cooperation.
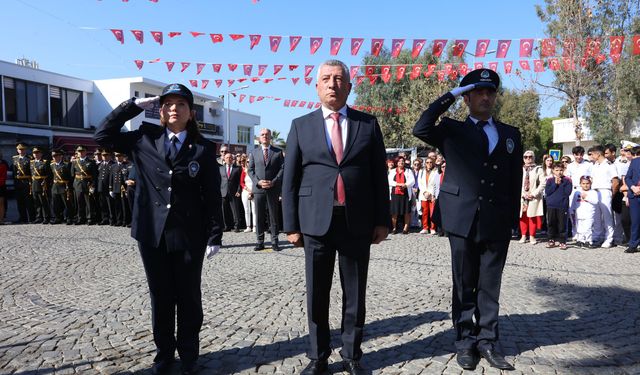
[226,85,249,148]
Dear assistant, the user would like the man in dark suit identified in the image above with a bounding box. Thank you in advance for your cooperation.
[70,146,97,225]
[219,152,242,232]
[248,128,285,251]
[624,147,640,253]
[95,83,223,375]
[413,69,522,371]
[282,60,389,375]
[96,149,116,225]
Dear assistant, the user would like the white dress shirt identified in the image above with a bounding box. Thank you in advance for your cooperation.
[566,160,592,189]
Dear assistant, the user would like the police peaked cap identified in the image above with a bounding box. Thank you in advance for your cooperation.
[160,83,194,108]
[460,69,500,90]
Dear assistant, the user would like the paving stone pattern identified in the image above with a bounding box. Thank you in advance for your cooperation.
[1,224,639,374]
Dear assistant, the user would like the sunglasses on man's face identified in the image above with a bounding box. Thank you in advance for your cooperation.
[524,155,533,159]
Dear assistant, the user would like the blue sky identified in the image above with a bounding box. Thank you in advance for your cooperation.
[2,0,559,138]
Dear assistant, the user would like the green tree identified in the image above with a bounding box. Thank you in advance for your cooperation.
[270,130,285,147]
[495,89,542,154]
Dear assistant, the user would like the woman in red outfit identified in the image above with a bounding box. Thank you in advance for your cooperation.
[418,157,439,234]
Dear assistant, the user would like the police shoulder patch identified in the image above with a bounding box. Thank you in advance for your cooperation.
[506,138,515,154]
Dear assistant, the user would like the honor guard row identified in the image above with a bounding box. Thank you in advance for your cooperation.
[11,143,134,226]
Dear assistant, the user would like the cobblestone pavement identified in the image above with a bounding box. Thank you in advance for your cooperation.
[1,221,640,375]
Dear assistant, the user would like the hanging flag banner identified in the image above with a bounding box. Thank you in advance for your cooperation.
[269,35,282,52]
[310,37,323,54]
[289,35,302,52]
[371,38,384,57]
[111,29,124,44]
[249,34,261,49]
[411,39,426,58]
[330,37,344,55]
[351,38,364,55]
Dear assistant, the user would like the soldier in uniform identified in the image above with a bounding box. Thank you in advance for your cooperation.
[50,149,74,225]
[12,142,35,223]
[109,152,129,226]
[30,147,52,224]
[125,160,136,227]
[71,145,97,225]
[96,149,115,225]
[413,69,522,371]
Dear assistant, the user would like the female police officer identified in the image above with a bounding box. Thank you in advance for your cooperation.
[95,83,223,374]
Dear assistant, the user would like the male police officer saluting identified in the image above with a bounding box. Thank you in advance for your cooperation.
[95,83,223,374]
[413,69,522,371]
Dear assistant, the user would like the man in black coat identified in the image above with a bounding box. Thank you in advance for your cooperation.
[219,152,242,232]
[94,83,223,375]
[70,146,97,225]
[283,60,389,375]
[413,69,522,371]
[248,128,285,251]
[109,152,129,226]
[96,149,116,225]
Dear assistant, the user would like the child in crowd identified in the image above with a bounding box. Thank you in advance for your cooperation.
[544,162,573,249]
[570,176,599,248]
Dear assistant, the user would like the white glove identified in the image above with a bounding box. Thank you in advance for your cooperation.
[109,191,115,198]
[134,96,160,110]
[450,84,476,97]
[206,245,220,260]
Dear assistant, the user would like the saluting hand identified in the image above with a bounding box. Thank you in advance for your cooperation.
[449,84,476,97]
[134,96,160,110]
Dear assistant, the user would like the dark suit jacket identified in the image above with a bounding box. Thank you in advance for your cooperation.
[625,158,640,200]
[219,164,242,198]
[94,99,223,250]
[413,93,523,241]
[248,145,285,194]
[282,107,390,238]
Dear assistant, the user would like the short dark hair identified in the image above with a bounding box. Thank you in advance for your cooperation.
[603,143,617,153]
[631,146,640,156]
[572,146,585,155]
[590,145,604,154]
[552,161,565,169]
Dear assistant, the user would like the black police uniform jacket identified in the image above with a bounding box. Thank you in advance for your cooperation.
[413,93,523,241]
[94,99,223,250]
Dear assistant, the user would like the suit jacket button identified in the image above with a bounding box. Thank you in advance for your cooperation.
[493,165,498,169]
[168,187,172,192]
[480,179,485,184]
[169,170,173,175]
[479,196,483,200]
[166,204,171,209]
[154,201,160,206]
[483,162,488,167]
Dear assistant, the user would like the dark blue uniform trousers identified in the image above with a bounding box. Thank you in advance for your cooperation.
[628,197,640,248]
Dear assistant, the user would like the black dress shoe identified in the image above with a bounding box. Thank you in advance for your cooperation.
[624,246,638,253]
[151,358,174,374]
[479,348,514,370]
[87,221,95,226]
[74,220,85,225]
[456,349,479,370]
[254,244,265,251]
[66,221,73,225]
[31,219,43,224]
[181,362,197,374]
[300,359,328,375]
[272,243,281,252]
[343,359,370,375]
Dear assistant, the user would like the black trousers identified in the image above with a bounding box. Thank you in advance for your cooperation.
[138,238,205,365]
[15,184,35,222]
[32,191,51,222]
[221,195,241,230]
[620,203,631,244]
[448,232,509,351]
[302,208,370,361]
[254,191,279,244]
[546,207,568,243]
[75,191,93,222]
[97,191,115,224]
[51,192,74,223]
[113,193,130,225]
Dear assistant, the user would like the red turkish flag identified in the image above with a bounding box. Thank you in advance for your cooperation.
[257,96,265,102]
[249,34,261,49]
[196,63,205,75]
[250,77,259,82]
[307,102,314,109]
[305,77,313,85]
[410,65,422,80]
[380,65,391,83]
[595,54,606,64]
[365,66,375,76]
[150,31,163,45]
[563,39,576,56]
[239,94,246,103]
[610,36,624,55]
[548,58,559,70]
[238,78,247,83]
[474,39,490,57]
[519,39,533,57]
[563,57,575,70]
[425,65,436,77]
[488,62,498,72]
[437,71,445,82]
[298,101,306,107]
[215,80,222,88]
[330,37,344,55]
[519,60,530,70]
[110,29,124,44]
[210,33,223,43]
[449,70,459,81]
[263,78,273,83]
[131,30,144,44]
[444,64,452,75]
[165,61,175,71]
[249,96,255,104]
[585,37,601,57]
[496,40,511,58]
[291,100,298,107]
[633,35,640,55]
[310,37,323,54]
[188,80,198,88]
[315,103,321,109]
[368,76,378,85]
[269,36,281,52]
[473,62,484,70]
[227,79,235,87]
[292,78,299,85]
[611,54,621,64]
[304,65,314,77]
[284,100,291,107]
[503,61,513,74]
[541,38,556,57]
[395,65,407,81]
[411,39,426,59]
[371,38,384,56]
[432,39,447,57]
[168,32,182,38]
[228,63,238,72]
[229,34,245,41]
[391,39,405,58]
[351,38,364,55]
[350,66,359,78]
[190,32,205,38]
[212,63,221,73]
[274,65,283,75]
[356,76,365,86]
[458,63,468,76]
[243,64,253,76]
[180,62,190,72]
[452,40,468,57]
[289,64,298,71]
[289,36,302,51]
[258,65,267,76]
[201,80,209,89]
[533,60,544,72]
[148,58,160,64]
[134,60,143,70]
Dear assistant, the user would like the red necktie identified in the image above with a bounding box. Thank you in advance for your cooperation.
[227,166,231,178]
[263,147,269,165]
[330,112,346,205]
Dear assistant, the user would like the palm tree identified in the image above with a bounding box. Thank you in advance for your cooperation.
[271,130,286,147]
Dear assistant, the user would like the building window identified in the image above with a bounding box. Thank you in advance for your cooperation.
[144,93,160,120]
[50,86,83,128]
[3,77,48,125]
[0,78,3,121]
[237,126,251,144]
[193,104,204,122]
